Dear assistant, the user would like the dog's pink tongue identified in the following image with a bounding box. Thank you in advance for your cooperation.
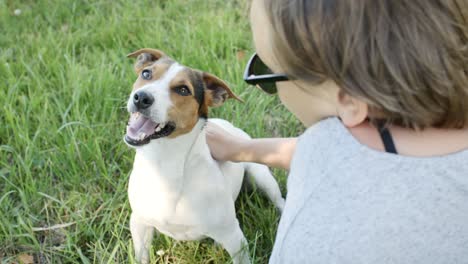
[126,113,158,139]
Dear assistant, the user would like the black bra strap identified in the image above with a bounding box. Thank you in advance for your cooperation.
[376,122,398,154]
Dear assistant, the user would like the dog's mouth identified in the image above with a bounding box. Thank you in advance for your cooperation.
[125,112,176,146]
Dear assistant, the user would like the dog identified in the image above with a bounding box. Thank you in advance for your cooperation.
[124,48,285,264]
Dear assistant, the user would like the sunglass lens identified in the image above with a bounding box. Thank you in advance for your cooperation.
[251,56,273,76]
[251,56,278,94]
[256,83,277,94]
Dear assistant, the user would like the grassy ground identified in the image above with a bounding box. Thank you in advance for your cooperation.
[0,0,303,263]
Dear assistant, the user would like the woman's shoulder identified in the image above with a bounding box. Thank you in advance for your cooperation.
[301,117,344,137]
[296,117,352,155]
[293,117,468,173]
[288,118,350,187]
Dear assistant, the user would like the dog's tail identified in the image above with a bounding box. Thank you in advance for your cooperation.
[245,163,285,212]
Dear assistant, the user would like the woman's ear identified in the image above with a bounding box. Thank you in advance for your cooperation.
[336,89,368,127]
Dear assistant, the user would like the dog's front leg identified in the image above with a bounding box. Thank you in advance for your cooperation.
[210,220,251,264]
[130,213,155,264]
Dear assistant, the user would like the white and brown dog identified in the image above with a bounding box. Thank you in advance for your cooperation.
[124,48,285,264]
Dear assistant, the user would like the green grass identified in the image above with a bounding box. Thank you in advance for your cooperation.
[0,0,302,263]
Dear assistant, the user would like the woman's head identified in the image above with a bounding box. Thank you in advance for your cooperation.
[251,0,468,129]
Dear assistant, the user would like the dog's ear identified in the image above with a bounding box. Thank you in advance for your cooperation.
[127,48,166,73]
[202,72,243,108]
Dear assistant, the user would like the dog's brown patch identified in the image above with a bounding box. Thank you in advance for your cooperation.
[166,69,201,138]
[199,94,211,119]
[131,60,173,92]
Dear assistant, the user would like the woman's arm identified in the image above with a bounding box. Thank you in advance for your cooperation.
[206,122,297,170]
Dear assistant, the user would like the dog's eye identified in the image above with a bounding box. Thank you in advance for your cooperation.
[141,69,152,80]
[175,85,191,96]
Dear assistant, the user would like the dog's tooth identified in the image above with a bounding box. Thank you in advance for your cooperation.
[155,126,162,132]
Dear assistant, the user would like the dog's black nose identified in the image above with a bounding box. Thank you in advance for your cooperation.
[133,91,154,109]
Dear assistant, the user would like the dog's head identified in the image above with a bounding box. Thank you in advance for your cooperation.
[124,48,242,147]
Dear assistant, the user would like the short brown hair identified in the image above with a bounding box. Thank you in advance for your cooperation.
[263,0,468,128]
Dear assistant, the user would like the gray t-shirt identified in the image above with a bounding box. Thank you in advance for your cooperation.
[270,118,468,264]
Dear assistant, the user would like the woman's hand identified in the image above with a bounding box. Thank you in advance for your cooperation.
[205,122,246,162]
[206,121,298,170]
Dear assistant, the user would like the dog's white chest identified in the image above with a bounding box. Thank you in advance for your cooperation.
[128,158,181,218]
[127,141,240,241]
[128,165,205,240]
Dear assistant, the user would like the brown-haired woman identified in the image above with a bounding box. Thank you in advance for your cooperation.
[207,0,468,263]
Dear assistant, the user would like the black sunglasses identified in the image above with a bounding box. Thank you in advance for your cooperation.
[243,53,290,94]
